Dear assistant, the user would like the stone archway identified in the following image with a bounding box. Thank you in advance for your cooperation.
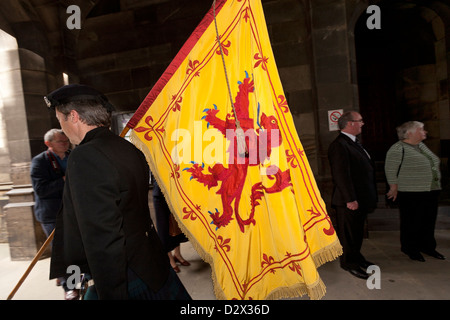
[354,2,449,163]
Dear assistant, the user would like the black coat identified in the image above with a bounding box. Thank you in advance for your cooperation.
[30,151,65,224]
[50,127,169,299]
[328,133,377,212]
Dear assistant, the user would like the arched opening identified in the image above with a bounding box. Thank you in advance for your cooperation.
[355,2,450,201]
[355,3,447,163]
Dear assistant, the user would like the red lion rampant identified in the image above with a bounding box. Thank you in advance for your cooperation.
[185,73,292,232]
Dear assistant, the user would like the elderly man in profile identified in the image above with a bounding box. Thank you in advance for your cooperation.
[31,129,70,238]
[30,128,75,299]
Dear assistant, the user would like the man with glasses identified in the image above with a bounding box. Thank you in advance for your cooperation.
[328,111,378,279]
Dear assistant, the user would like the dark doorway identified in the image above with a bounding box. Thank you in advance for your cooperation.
[355,3,437,162]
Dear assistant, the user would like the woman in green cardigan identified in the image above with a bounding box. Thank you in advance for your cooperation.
[385,121,445,262]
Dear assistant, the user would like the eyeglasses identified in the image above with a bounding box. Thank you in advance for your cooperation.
[349,119,364,123]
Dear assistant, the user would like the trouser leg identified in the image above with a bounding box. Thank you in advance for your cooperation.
[335,206,367,269]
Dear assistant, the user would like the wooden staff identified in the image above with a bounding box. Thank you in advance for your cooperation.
[7,229,55,300]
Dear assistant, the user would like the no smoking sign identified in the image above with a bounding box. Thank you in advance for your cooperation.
[328,109,343,131]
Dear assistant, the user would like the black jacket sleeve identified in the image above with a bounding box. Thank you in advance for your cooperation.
[67,147,128,299]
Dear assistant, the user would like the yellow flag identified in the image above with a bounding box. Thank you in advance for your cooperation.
[125,0,341,300]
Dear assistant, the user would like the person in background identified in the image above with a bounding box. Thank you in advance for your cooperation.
[31,129,70,237]
[385,121,445,262]
[328,111,377,280]
[30,129,75,299]
[45,84,191,300]
[152,178,190,273]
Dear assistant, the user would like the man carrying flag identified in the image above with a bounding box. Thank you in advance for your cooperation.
[46,84,191,300]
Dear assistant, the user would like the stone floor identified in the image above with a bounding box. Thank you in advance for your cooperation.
[1,207,449,301]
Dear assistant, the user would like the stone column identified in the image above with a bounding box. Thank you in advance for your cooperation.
[3,187,50,260]
[1,38,51,259]
[310,0,357,200]
[0,182,13,243]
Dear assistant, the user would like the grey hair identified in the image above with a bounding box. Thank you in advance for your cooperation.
[337,111,357,130]
[56,99,112,127]
[396,121,424,140]
[44,128,65,142]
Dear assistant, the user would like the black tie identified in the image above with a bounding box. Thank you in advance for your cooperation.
[355,137,363,149]
[355,138,370,158]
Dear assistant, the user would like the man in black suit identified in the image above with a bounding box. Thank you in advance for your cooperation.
[328,111,377,279]
[46,84,191,299]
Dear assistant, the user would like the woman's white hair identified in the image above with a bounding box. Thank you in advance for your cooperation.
[396,121,424,140]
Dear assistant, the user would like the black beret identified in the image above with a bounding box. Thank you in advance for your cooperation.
[44,84,115,112]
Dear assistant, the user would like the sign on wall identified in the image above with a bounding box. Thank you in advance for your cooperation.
[328,109,343,131]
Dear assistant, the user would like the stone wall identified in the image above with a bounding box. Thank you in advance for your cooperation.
[74,0,323,173]
[2,0,450,226]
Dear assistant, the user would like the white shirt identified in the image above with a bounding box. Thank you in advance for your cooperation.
[341,131,371,159]
[341,131,356,142]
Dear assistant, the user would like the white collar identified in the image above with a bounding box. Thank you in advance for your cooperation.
[341,131,356,142]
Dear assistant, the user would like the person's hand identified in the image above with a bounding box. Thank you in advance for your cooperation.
[386,184,398,201]
[346,200,359,210]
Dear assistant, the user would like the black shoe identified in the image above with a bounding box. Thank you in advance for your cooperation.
[422,250,445,260]
[360,260,375,269]
[405,252,425,262]
[342,266,369,280]
[64,290,80,300]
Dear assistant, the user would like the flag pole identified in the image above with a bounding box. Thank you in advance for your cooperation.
[212,0,248,157]
[6,229,55,300]
[120,126,130,138]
